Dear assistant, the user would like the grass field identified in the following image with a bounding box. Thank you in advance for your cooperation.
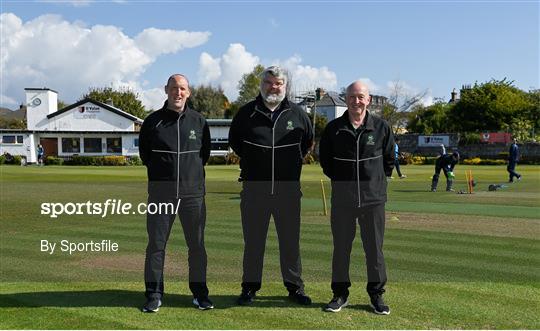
[1,164,539,329]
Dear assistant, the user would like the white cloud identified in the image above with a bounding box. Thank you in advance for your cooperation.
[198,52,222,83]
[197,45,338,102]
[197,43,259,100]
[277,55,337,93]
[0,13,209,109]
[383,80,434,107]
[139,87,166,111]
[135,28,210,58]
[354,77,381,94]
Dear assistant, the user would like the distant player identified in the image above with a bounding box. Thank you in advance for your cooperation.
[431,151,460,192]
[507,138,522,183]
[37,144,45,166]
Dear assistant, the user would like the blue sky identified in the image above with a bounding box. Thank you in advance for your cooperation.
[1,1,538,110]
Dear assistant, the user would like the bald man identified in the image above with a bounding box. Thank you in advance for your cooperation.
[319,81,395,314]
[139,74,213,312]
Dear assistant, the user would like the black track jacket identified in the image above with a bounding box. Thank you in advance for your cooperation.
[139,102,211,198]
[228,95,314,194]
[319,111,395,207]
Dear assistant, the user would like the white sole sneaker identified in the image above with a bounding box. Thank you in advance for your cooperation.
[372,304,390,315]
[193,298,214,310]
[324,300,349,313]
[142,300,161,313]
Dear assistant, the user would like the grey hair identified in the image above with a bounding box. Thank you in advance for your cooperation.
[346,80,370,97]
[260,66,291,95]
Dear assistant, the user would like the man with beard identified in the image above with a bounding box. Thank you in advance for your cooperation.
[228,66,314,306]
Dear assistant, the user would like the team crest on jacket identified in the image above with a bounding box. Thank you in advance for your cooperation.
[286,121,294,130]
[189,130,196,140]
[367,134,375,145]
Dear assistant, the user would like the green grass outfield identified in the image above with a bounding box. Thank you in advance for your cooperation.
[1,164,539,329]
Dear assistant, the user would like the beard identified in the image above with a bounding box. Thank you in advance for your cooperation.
[261,90,286,105]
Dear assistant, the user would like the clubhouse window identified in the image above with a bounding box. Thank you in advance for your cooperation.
[107,137,122,154]
[1,135,23,144]
[62,138,81,153]
[84,138,102,153]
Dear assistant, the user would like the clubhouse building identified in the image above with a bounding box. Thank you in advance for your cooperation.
[0,88,231,163]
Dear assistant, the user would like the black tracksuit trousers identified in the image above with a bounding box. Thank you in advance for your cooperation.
[240,185,304,293]
[330,202,387,298]
[144,196,208,299]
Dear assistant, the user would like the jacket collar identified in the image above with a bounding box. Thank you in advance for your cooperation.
[338,109,375,131]
[160,100,192,118]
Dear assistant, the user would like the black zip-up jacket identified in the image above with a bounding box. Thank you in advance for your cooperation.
[319,111,395,207]
[436,154,458,172]
[139,102,211,198]
[228,95,314,194]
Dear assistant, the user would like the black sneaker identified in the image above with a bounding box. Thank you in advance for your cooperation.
[323,296,348,312]
[142,297,162,313]
[288,290,312,305]
[237,290,256,306]
[193,297,214,310]
[370,294,390,315]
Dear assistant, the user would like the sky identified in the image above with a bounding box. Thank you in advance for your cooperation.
[1,0,538,111]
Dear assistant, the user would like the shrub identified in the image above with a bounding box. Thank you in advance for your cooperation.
[225,152,240,165]
[12,155,22,165]
[498,152,509,159]
[303,152,316,165]
[0,155,5,165]
[102,156,127,166]
[45,156,63,165]
[399,152,413,165]
[459,132,482,145]
[462,158,506,165]
[207,156,227,165]
[64,155,127,166]
[127,155,143,166]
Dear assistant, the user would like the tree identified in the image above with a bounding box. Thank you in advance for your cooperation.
[406,100,453,134]
[0,117,26,129]
[449,79,533,132]
[58,100,69,110]
[188,85,229,118]
[309,110,328,140]
[381,80,428,134]
[235,64,264,106]
[80,87,148,119]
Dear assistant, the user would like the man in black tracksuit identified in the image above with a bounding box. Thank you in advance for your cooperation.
[139,74,213,312]
[319,81,395,315]
[228,66,314,306]
[430,151,460,192]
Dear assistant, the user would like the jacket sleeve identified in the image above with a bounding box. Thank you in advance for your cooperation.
[228,110,243,157]
[301,111,314,157]
[382,124,395,177]
[138,116,153,166]
[201,119,211,165]
[319,124,333,179]
[450,158,457,171]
